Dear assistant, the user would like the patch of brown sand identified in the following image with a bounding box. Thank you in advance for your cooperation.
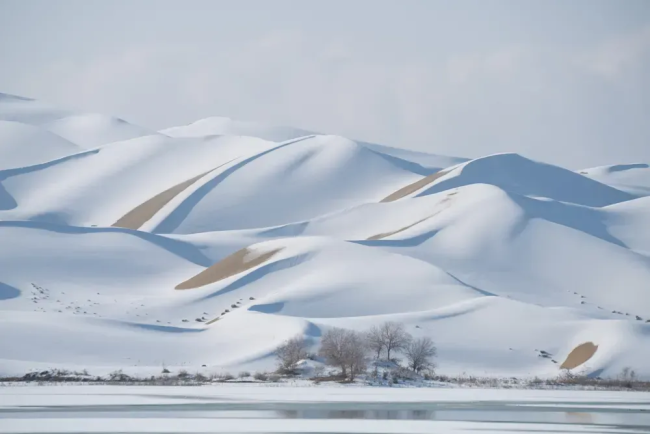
[112,172,210,230]
[380,169,449,203]
[175,247,283,290]
[368,190,458,240]
[367,216,433,240]
[560,342,598,370]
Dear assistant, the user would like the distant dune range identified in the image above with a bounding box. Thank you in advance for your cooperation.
[0,91,649,380]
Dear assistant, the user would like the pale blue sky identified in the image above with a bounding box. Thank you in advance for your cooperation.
[1,0,649,168]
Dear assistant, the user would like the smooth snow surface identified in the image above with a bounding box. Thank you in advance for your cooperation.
[0,121,80,170]
[1,386,649,434]
[1,93,649,380]
[0,92,154,150]
[161,115,315,142]
[580,163,650,197]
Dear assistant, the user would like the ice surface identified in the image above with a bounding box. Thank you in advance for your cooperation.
[0,386,648,433]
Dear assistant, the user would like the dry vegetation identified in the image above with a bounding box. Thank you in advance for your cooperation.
[3,367,649,390]
[1,368,281,386]
[2,323,646,391]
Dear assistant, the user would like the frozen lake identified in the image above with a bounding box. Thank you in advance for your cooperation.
[1,385,649,433]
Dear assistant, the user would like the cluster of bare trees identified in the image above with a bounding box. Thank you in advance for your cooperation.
[318,328,367,380]
[366,322,437,374]
[275,321,437,381]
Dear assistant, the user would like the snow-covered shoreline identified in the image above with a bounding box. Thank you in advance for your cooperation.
[3,376,650,392]
[3,383,650,404]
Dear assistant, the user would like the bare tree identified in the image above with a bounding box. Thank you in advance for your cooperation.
[319,327,368,380]
[319,328,349,377]
[365,325,385,360]
[404,337,437,373]
[346,333,368,381]
[275,335,309,372]
[380,322,412,360]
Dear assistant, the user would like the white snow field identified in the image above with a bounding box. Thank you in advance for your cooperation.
[0,91,649,380]
[580,163,650,197]
[1,385,649,433]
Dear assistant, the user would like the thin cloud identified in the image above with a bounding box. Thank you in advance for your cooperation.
[6,26,650,168]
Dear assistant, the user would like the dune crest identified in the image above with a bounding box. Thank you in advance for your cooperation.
[175,247,284,290]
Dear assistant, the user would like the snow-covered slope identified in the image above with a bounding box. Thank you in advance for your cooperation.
[160,116,314,142]
[580,163,650,197]
[0,134,278,226]
[43,113,156,149]
[1,93,649,380]
[409,153,635,207]
[0,120,80,170]
[0,92,154,149]
[144,135,433,233]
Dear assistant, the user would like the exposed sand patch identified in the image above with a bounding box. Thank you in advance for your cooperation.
[560,342,598,370]
[380,169,449,203]
[175,247,284,290]
[367,216,433,240]
[368,190,457,240]
[112,172,210,230]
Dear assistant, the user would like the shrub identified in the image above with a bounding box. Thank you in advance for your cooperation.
[108,369,130,382]
[312,365,325,377]
[268,374,281,382]
[391,366,419,381]
[253,372,269,381]
[276,366,299,376]
[238,371,251,379]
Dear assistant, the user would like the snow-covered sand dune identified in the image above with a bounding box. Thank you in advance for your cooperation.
[0,92,155,149]
[580,163,650,197]
[0,92,648,379]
